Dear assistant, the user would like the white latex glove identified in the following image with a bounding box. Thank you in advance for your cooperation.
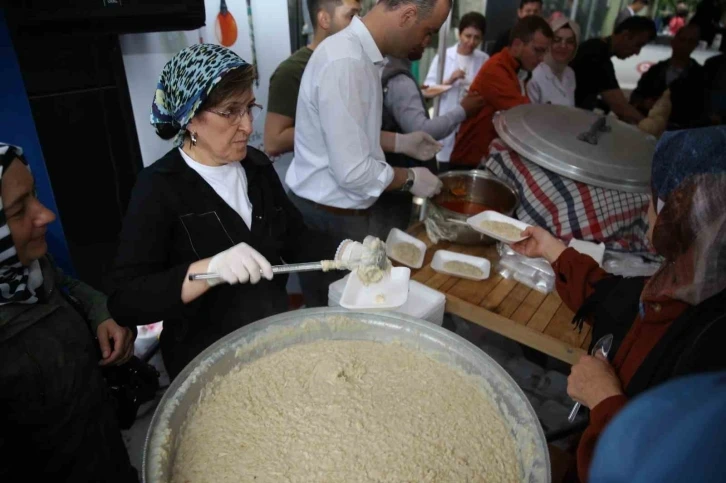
[394,132,443,161]
[207,242,274,286]
[410,167,443,198]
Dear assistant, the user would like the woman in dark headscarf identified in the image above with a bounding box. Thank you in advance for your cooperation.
[108,44,344,380]
[512,126,726,482]
[0,144,137,481]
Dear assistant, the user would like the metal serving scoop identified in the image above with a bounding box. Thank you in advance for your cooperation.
[188,262,329,281]
[188,240,390,282]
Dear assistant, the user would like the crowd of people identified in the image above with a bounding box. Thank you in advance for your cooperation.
[1,0,725,481]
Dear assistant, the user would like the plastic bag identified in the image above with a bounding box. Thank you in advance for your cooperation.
[496,243,555,293]
[602,251,662,277]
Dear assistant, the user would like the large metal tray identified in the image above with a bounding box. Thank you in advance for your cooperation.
[144,308,550,482]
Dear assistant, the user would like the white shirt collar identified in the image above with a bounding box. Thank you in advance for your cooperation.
[178,147,236,175]
[349,16,385,65]
[541,63,573,84]
[627,6,635,15]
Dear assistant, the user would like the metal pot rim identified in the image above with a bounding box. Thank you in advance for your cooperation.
[434,169,520,218]
[142,308,550,482]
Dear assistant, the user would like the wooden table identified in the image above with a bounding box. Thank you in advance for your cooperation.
[407,224,591,365]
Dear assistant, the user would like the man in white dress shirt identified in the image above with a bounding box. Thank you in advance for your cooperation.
[286,0,452,241]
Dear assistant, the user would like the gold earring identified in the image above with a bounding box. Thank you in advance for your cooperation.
[190,131,198,147]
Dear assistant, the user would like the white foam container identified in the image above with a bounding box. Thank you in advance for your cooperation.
[431,250,491,281]
[339,267,410,310]
[385,228,427,268]
[466,211,531,244]
[329,276,446,326]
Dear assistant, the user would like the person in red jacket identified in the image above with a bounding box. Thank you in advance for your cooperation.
[668,4,689,36]
[512,126,726,482]
[450,16,552,167]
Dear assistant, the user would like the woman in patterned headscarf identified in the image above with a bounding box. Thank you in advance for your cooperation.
[108,44,341,379]
[511,126,726,482]
[0,144,137,481]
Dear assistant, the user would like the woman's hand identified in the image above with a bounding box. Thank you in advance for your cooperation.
[446,69,466,85]
[97,319,135,366]
[511,226,567,264]
[207,242,274,286]
[394,132,443,161]
[181,244,273,304]
[567,353,624,409]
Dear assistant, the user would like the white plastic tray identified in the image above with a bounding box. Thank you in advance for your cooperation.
[385,228,427,269]
[422,84,453,98]
[466,211,531,244]
[431,250,491,281]
[328,277,446,325]
[339,267,411,310]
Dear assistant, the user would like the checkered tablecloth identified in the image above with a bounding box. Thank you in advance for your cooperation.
[482,140,651,252]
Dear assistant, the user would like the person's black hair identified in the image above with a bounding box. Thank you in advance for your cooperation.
[155,124,178,141]
[509,15,554,46]
[614,15,657,40]
[519,0,542,9]
[307,0,342,30]
[458,11,486,36]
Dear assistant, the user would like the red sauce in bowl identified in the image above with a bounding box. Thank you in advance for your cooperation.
[439,200,495,216]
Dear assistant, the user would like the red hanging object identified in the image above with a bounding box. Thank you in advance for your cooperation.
[215,0,238,47]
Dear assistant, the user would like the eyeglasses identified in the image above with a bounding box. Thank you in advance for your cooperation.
[207,103,263,125]
[552,36,577,47]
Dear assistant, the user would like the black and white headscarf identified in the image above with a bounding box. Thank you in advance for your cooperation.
[0,143,42,305]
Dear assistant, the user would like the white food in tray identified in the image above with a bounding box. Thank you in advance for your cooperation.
[431,250,491,281]
[340,267,411,310]
[385,228,427,268]
[466,211,532,244]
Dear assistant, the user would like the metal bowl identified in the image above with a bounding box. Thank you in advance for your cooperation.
[427,170,519,245]
[143,308,550,482]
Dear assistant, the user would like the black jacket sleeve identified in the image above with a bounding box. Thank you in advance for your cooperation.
[107,170,198,327]
[630,63,665,113]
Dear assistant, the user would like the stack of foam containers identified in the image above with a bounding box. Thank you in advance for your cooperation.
[328,275,446,326]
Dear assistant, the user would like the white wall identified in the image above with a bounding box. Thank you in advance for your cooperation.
[120,0,292,167]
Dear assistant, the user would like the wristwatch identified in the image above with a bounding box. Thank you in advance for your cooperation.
[401,168,415,192]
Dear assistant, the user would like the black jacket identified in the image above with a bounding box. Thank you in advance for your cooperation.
[108,147,338,378]
[630,58,707,128]
[0,257,136,482]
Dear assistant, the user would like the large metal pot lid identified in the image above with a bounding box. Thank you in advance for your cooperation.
[493,104,655,193]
